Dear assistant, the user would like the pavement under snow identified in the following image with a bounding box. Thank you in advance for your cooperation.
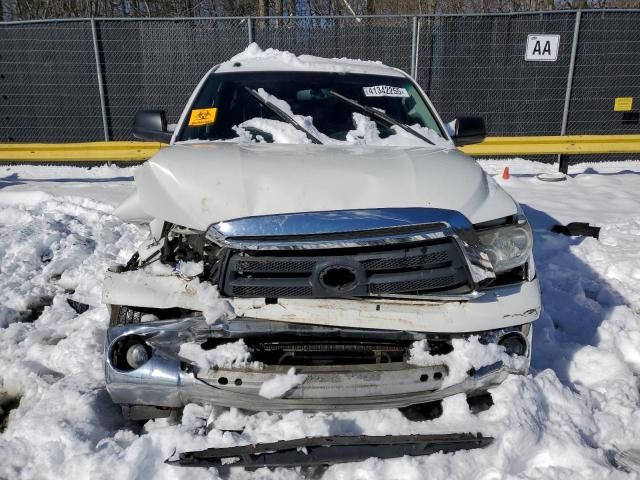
[0,159,639,479]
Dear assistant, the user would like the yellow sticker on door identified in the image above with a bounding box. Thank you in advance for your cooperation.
[189,108,217,126]
[614,97,633,112]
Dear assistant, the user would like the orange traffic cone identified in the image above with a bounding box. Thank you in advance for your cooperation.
[502,167,510,180]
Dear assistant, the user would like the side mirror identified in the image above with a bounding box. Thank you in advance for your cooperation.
[449,117,486,146]
[133,110,173,142]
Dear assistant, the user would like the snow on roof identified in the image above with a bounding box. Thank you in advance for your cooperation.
[215,42,407,77]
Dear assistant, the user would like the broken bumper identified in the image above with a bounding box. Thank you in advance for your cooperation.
[105,315,531,418]
[103,270,539,418]
[103,269,541,334]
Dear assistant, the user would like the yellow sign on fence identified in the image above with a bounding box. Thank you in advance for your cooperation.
[614,97,633,112]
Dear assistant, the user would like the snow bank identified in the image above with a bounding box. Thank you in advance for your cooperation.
[0,164,135,207]
[0,191,143,327]
[1,161,640,479]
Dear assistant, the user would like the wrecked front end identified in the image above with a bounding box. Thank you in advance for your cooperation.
[103,208,540,420]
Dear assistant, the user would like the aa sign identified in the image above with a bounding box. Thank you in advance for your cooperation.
[525,34,560,62]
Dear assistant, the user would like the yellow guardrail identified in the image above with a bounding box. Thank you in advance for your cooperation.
[1,135,640,162]
[0,141,166,162]
[460,134,640,156]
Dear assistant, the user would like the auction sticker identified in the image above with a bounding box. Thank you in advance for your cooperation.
[363,86,409,98]
[189,107,217,127]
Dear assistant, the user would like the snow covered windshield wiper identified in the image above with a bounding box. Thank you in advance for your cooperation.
[330,90,435,145]
[244,87,323,144]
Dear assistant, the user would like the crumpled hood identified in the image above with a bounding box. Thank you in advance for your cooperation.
[116,142,517,231]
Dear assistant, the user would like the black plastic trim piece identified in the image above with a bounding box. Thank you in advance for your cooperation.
[167,433,493,469]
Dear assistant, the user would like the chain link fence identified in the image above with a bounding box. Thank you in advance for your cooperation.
[417,13,578,136]
[0,11,639,144]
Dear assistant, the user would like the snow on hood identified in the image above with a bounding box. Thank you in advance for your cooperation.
[116,142,517,231]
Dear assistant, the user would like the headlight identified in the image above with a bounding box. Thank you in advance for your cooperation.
[477,222,533,273]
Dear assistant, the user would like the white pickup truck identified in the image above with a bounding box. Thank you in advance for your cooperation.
[102,46,540,421]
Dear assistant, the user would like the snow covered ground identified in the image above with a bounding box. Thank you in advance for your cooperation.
[1,159,639,479]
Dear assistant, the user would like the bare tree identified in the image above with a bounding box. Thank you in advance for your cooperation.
[258,0,269,15]
[2,0,638,20]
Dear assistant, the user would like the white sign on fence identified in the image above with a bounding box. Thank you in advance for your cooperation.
[525,34,560,62]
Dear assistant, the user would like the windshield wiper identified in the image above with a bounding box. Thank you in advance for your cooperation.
[244,87,323,145]
[330,90,435,145]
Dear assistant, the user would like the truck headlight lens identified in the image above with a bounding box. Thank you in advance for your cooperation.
[477,222,533,273]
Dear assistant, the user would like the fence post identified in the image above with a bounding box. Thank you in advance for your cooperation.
[410,16,419,79]
[558,9,582,174]
[247,16,254,44]
[91,18,109,142]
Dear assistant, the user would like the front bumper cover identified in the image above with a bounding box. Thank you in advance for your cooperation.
[105,315,531,417]
[102,269,541,334]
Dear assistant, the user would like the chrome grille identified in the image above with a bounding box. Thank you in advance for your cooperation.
[221,238,471,299]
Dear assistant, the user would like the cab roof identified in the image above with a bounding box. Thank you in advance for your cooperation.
[215,43,407,78]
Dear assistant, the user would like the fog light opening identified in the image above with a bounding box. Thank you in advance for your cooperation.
[498,333,527,357]
[111,335,151,371]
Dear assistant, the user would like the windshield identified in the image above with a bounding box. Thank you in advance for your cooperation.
[177,71,448,146]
